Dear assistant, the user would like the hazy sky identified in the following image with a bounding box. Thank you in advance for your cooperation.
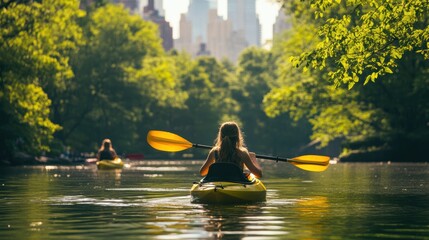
[161,0,281,44]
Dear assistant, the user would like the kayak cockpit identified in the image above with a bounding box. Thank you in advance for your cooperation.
[191,163,266,204]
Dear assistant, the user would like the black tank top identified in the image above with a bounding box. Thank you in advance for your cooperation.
[215,150,243,170]
[99,150,115,160]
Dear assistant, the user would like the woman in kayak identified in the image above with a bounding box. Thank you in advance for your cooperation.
[97,138,118,161]
[200,121,262,178]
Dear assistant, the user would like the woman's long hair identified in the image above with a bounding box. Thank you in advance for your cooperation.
[99,139,113,152]
[214,122,245,163]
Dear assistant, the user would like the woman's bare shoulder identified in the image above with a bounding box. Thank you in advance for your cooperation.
[210,146,220,152]
[237,147,249,156]
[208,147,219,155]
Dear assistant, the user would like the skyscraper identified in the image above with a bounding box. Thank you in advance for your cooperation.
[176,0,216,56]
[227,0,261,47]
[143,0,173,51]
[175,0,262,63]
[113,0,139,13]
[207,9,231,60]
[187,0,217,43]
[175,13,194,54]
[273,8,291,37]
[140,0,165,17]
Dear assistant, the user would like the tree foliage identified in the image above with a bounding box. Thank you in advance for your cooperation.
[289,0,429,89]
[236,47,311,154]
[3,0,427,163]
[265,0,429,160]
[0,0,83,159]
[55,4,186,152]
[176,56,240,146]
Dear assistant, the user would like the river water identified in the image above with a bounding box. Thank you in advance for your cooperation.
[0,160,428,239]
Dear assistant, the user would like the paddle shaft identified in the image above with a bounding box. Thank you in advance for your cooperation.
[147,130,329,171]
[192,144,291,162]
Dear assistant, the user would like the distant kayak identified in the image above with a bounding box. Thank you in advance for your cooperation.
[96,158,124,170]
[190,163,266,204]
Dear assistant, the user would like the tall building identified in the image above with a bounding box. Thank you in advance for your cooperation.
[187,0,217,43]
[113,0,139,13]
[273,8,291,37]
[207,9,231,60]
[175,13,194,54]
[227,0,261,47]
[228,30,247,62]
[140,0,165,16]
[143,0,173,51]
[176,0,216,56]
[175,0,262,63]
[196,43,211,56]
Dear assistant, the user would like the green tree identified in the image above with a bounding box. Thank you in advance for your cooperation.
[235,47,312,155]
[128,55,188,154]
[265,0,429,161]
[54,4,186,153]
[289,0,429,89]
[0,0,83,161]
[144,55,240,158]
[180,56,240,145]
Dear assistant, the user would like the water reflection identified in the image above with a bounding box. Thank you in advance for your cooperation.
[1,162,429,239]
[295,196,330,239]
[134,166,189,171]
[47,195,141,207]
[96,169,122,186]
[296,196,329,217]
[194,203,289,239]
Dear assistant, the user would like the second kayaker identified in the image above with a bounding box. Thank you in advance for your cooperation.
[199,121,263,178]
[97,138,118,161]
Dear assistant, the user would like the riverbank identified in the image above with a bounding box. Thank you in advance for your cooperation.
[1,152,87,166]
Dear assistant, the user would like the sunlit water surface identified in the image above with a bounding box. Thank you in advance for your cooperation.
[0,160,428,239]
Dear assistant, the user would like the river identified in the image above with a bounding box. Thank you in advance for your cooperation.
[0,160,428,239]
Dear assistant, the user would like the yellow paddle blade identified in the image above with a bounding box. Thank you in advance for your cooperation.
[147,130,193,152]
[290,155,330,165]
[288,155,330,172]
[290,162,329,172]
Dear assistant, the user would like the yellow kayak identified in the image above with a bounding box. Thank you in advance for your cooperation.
[96,158,124,170]
[190,163,266,204]
[191,175,266,204]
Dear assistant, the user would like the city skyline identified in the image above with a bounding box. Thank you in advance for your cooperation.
[173,0,266,62]
[143,0,281,44]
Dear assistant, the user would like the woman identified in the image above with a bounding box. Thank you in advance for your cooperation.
[200,122,262,178]
[97,139,117,161]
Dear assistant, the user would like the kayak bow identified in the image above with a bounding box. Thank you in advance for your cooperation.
[191,163,267,204]
[96,158,124,170]
[191,174,266,204]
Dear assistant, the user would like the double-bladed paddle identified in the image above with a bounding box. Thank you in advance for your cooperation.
[147,130,330,172]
